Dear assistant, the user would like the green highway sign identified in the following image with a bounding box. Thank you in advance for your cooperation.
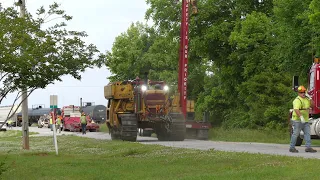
[50,105,58,109]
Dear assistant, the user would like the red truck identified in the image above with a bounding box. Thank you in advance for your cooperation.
[61,105,99,132]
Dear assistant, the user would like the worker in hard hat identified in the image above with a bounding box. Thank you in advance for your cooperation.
[7,119,13,129]
[289,85,317,153]
[80,112,87,135]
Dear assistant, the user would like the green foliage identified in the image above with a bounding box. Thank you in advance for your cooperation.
[106,0,320,130]
[235,72,293,128]
[273,0,313,74]
[309,0,320,55]
[0,159,7,177]
[105,22,178,82]
[0,3,104,102]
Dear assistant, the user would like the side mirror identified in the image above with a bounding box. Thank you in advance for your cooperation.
[292,76,299,92]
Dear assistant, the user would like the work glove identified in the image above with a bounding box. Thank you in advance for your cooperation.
[300,116,306,124]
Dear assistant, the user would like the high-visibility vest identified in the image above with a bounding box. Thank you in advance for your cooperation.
[50,118,53,124]
[80,116,87,124]
[56,118,61,125]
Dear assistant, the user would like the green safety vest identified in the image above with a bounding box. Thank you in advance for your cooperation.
[80,116,87,124]
[292,96,311,121]
[8,120,12,125]
[50,118,53,124]
[56,118,61,125]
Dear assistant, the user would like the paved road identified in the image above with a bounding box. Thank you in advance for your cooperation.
[8,126,320,159]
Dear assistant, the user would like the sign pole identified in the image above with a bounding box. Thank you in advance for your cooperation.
[50,95,58,155]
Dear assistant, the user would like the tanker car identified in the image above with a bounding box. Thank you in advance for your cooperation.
[81,105,106,123]
[16,105,61,126]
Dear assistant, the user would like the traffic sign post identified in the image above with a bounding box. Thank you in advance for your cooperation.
[50,95,58,109]
[50,95,58,155]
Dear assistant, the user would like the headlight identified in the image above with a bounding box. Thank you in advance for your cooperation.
[141,85,147,91]
[163,85,169,91]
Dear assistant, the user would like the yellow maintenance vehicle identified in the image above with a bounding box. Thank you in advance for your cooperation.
[104,76,186,141]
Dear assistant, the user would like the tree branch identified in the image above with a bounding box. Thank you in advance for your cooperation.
[0,72,9,82]
[0,87,14,104]
[0,88,36,130]
[44,16,63,24]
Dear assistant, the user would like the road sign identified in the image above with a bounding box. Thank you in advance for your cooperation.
[50,95,58,108]
[50,105,58,109]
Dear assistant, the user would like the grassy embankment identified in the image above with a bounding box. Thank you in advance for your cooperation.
[1,130,320,179]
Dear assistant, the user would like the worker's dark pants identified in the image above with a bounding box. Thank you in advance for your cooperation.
[81,124,87,134]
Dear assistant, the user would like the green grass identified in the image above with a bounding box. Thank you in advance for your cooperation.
[97,122,109,132]
[0,134,320,180]
[209,127,289,144]
[209,127,320,146]
[0,130,38,138]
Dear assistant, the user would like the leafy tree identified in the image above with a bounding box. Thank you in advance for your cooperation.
[105,22,158,81]
[106,0,320,130]
[309,0,320,56]
[273,0,313,76]
[0,3,104,125]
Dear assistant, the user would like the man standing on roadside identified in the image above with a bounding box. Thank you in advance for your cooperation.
[289,85,317,153]
[56,116,62,133]
[7,119,13,129]
[80,112,87,135]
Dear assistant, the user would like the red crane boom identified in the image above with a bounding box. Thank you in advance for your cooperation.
[178,0,189,118]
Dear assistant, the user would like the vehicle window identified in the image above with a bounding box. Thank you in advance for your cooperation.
[310,71,315,90]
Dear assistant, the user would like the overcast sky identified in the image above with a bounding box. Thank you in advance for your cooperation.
[1,0,150,108]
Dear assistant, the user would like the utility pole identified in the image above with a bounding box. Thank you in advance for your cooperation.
[17,0,29,150]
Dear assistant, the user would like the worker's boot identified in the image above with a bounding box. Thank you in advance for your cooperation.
[289,148,299,153]
[305,147,317,153]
